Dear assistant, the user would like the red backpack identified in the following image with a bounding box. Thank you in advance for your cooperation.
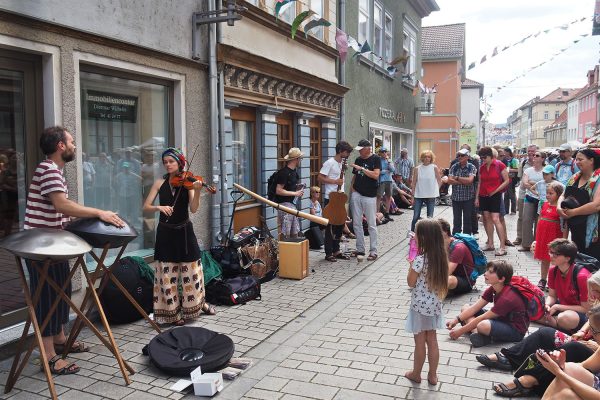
[509,276,546,321]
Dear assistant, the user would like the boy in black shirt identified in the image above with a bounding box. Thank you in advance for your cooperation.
[275,147,304,238]
[350,139,381,260]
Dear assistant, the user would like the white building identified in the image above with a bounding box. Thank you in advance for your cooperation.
[461,78,484,141]
[567,94,580,141]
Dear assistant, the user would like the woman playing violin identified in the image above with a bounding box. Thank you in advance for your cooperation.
[142,147,216,326]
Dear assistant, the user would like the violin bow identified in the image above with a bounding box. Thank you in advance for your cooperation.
[166,144,200,222]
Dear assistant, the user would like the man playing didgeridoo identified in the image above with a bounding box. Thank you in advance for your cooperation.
[24,126,124,375]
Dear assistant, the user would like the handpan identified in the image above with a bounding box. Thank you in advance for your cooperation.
[65,217,138,248]
[0,228,92,261]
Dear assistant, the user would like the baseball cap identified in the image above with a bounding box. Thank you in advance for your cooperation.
[458,148,470,156]
[378,147,388,153]
[542,165,555,174]
[355,139,372,151]
[559,143,572,151]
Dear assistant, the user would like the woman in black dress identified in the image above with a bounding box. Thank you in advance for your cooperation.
[142,148,215,325]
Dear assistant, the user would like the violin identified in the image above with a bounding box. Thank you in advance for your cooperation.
[170,171,217,194]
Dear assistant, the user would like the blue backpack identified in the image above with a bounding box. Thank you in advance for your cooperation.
[451,233,488,281]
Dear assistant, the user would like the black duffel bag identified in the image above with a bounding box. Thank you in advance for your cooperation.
[205,275,261,306]
[99,256,154,324]
[142,327,234,376]
[210,245,249,278]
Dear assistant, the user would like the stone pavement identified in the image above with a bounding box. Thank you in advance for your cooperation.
[0,206,543,399]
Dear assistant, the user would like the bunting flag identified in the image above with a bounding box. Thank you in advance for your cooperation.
[386,66,398,76]
[352,41,371,59]
[389,50,409,67]
[480,55,487,64]
[492,47,498,57]
[347,36,361,52]
[335,29,349,63]
[468,62,476,70]
[304,17,331,38]
[274,0,296,20]
[291,10,315,39]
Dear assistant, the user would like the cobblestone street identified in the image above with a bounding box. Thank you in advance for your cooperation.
[0,206,542,399]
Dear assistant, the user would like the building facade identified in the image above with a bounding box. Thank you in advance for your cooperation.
[529,88,578,148]
[567,95,580,142]
[220,1,346,236]
[342,0,439,167]
[0,0,211,330]
[544,109,567,148]
[460,78,483,147]
[576,66,599,142]
[417,23,465,167]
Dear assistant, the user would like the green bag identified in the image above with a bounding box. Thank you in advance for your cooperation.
[201,250,223,286]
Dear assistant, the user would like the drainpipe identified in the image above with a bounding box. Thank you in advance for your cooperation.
[208,0,222,245]
[216,15,228,240]
[338,0,346,139]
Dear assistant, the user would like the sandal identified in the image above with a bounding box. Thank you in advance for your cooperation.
[334,252,350,260]
[54,341,89,354]
[202,304,217,315]
[45,355,80,375]
[172,319,186,326]
[494,249,508,256]
[350,251,365,258]
[480,244,495,252]
[475,352,512,371]
[325,255,338,262]
[367,253,378,261]
[345,232,356,239]
[493,378,532,397]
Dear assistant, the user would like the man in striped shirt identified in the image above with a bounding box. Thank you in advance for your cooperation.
[24,126,123,375]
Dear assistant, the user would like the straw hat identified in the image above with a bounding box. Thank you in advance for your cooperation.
[283,147,304,160]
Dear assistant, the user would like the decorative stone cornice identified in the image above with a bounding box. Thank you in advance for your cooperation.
[223,64,342,115]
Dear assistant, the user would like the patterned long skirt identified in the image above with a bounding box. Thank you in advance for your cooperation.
[153,260,205,324]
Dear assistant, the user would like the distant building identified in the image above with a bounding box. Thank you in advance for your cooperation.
[576,66,599,142]
[544,109,568,148]
[461,78,484,144]
[567,92,581,142]
[417,23,466,167]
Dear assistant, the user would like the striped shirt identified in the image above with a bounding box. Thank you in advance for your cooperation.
[24,159,69,229]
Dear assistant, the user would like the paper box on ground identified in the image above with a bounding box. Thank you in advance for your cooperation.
[170,366,223,397]
[191,366,223,396]
[278,238,309,280]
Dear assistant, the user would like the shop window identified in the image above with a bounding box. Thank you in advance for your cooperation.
[79,68,172,258]
[230,108,256,201]
[309,122,322,190]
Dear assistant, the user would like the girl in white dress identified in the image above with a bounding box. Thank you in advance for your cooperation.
[405,218,449,385]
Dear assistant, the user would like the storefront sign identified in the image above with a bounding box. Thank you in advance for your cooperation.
[379,107,406,123]
[85,90,137,122]
[459,128,478,150]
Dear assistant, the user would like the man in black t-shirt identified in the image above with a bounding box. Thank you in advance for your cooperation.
[275,147,304,238]
[350,139,381,261]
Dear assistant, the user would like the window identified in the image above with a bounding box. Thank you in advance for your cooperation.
[277,115,294,168]
[230,108,255,201]
[280,0,296,24]
[555,110,560,119]
[246,0,257,5]
[80,68,172,257]
[544,111,548,120]
[309,121,322,189]
[403,18,417,83]
[309,0,324,40]
[358,0,369,45]
[384,12,393,65]
[373,2,383,65]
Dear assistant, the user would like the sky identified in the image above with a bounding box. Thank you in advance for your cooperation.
[424,0,598,125]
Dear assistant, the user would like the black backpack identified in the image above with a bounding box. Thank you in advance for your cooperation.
[205,275,261,306]
[99,256,154,324]
[553,253,600,298]
[267,170,280,201]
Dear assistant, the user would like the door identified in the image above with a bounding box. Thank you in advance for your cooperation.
[0,50,43,329]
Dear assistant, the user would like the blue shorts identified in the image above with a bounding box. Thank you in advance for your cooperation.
[475,309,525,343]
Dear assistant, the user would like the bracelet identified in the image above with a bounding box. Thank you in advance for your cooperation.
[456,315,465,326]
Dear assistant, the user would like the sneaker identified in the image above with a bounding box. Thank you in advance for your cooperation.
[537,279,547,291]
[470,333,492,348]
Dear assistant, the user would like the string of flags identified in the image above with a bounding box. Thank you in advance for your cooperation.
[271,1,594,97]
[466,16,590,71]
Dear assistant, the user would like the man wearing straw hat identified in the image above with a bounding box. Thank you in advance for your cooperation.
[274,147,305,239]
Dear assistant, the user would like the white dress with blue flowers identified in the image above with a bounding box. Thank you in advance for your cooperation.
[405,255,445,334]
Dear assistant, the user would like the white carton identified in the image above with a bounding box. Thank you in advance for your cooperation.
[191,366,223,397]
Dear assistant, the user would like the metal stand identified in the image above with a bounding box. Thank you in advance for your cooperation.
[5,255,132,400]
[64,243,161,357]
